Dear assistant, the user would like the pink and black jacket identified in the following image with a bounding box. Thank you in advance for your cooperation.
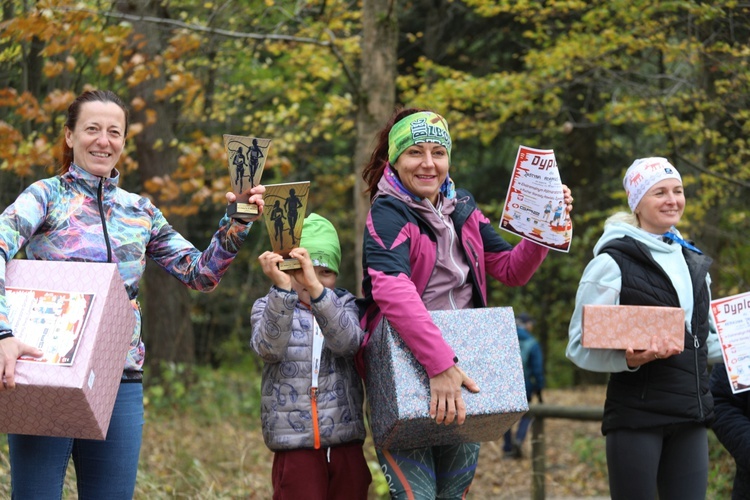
[357,175,548,379]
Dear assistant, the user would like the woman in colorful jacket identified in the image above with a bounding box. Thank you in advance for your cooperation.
[358,108,573,498]
[566,157,721,500]
[0,89,265,499]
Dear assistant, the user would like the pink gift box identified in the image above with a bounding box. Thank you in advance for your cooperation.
[364,307,528,449]
[582,305,685,351]
[0,260,135,440]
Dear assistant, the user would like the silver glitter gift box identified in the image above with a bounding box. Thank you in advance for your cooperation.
[364,307,528,449]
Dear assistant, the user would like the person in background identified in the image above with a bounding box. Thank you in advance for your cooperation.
[0,89,265,498]
[251,213,371,500]
[358,108,573,499]
[503,312,544,459]
[566,157,721,500]
[710,363,750,499]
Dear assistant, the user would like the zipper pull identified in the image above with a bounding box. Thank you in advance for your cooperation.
[694,335,700,349]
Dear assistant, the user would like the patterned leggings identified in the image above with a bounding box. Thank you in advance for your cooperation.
[376,442,480,499]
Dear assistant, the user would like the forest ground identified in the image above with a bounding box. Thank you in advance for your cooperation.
[1,384,735,498]
[141,385,614,499]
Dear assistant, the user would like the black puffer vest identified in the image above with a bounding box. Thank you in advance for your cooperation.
[599,235,713,434]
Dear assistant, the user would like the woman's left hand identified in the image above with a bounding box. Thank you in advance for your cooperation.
[226,184,266,222]
[429,365,480,425]
[625,335,682,368]
[562,184,574,213]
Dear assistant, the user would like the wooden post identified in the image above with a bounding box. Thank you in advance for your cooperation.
[527,404,604,499]
[531,415,546,500]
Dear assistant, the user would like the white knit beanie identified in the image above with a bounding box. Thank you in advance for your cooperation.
[623,157,682,212]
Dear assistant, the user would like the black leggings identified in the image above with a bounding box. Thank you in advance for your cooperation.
[606,423,708,500]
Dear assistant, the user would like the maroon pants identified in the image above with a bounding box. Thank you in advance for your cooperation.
[272,441,371,500]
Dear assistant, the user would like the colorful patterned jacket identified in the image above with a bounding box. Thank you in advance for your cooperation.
[0,164,251,374]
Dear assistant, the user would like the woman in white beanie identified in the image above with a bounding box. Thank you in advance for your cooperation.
[566,157,721,499]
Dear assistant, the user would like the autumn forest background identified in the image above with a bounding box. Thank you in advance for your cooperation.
[0,0,748,497]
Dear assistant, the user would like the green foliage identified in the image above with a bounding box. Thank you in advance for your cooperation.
[369,460,391,498]
[0,438,7,491]
[2,0,749,383]
[708,429,736,497]
[144,357,263,422]
[571,433,607,477]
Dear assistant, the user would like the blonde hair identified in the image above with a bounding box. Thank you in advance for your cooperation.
[605,211,639,228]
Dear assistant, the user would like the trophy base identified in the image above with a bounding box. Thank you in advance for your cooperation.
[277,258,301,271]
[227,202,259,219]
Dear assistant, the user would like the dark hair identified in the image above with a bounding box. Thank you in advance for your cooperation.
[361,107,427,202]
[60,90,129,173]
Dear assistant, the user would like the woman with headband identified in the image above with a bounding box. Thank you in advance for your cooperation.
[358,108,573,498]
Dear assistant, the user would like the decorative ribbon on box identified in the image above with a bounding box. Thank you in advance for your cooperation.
[364,307,528,450]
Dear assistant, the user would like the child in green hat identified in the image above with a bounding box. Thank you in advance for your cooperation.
[250,213,371,499]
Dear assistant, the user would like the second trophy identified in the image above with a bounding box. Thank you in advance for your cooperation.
[262,181,310,270]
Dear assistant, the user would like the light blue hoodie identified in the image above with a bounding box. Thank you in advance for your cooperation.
[566,220,721,373]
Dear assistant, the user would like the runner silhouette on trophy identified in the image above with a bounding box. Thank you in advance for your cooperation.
[233,146,247,193]
[284,189,303,245]
[269,200,286,248]
[248,138,264,188]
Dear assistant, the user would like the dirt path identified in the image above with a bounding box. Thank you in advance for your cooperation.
[366,385,610,499]
[470,385,608,499]
[133,385,610,499]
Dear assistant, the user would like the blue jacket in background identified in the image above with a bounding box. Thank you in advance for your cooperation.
[517,325,544,399]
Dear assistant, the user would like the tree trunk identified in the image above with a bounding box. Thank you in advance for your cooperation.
[116,0,195,370]
[353,0,399,295]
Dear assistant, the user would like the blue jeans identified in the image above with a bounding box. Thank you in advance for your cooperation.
[503,415,533,451]
[9,382,144,500]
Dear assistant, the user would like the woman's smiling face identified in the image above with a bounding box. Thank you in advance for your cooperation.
[636,178,685,234]
[392,142,450,204]
[65,101,126,178]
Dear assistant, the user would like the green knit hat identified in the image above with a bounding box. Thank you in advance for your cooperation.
[387,111,452,165]
[299,213,341,274]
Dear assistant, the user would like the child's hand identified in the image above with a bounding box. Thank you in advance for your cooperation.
[288,247,325,300]
[258,251,292,291]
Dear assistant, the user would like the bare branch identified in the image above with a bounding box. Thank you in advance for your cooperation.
[58,6,360,98]
[321,27,360,101]
[59,7,333,47]
[658,101,750,189]
[673,153,750,189]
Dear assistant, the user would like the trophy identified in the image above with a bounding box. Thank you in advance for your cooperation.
[224,134,272,219]
[262,181,311,270]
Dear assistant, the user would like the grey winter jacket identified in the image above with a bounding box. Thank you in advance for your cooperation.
[250,285,367,451]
